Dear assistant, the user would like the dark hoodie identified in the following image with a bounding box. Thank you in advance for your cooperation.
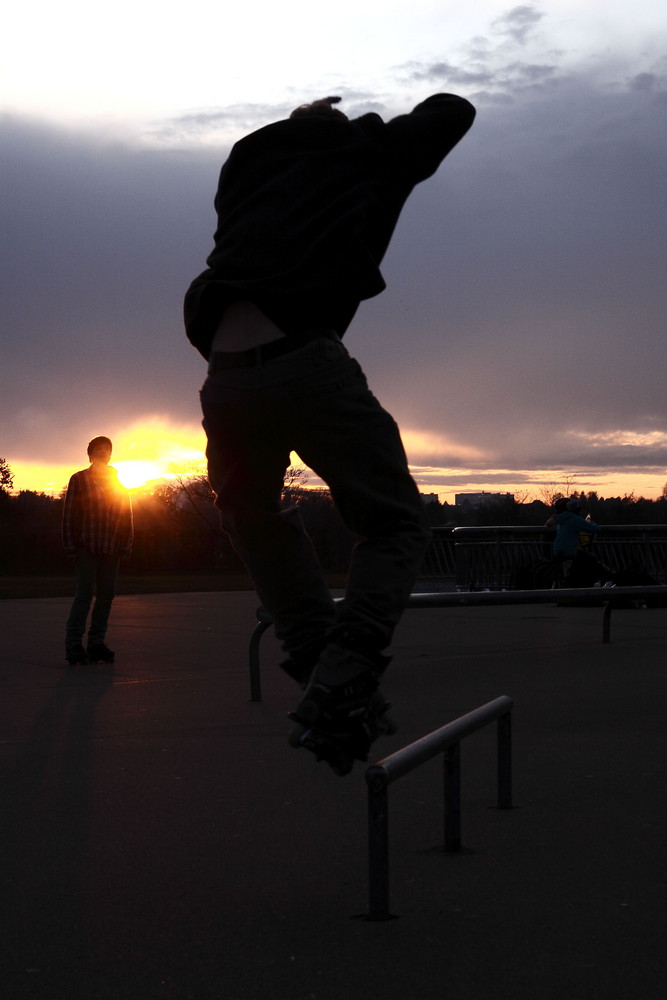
[184,93,476,359]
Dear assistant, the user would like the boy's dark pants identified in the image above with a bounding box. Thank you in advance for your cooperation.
[201,335,431,664]
[66,548,119,649]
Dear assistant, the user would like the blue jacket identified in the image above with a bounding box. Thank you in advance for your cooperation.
[553,511,601,558]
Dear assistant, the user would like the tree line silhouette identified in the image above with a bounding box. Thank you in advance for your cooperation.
[1,454,666,577]
[0,465,357,576]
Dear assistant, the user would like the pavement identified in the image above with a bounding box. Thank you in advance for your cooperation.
[1,589,666,1000]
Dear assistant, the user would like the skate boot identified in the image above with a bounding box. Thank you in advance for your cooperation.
[66,643,89,666]
[87,642,115,664]
[288,643,393,776]
[279,635,331,689]
[280,656,315,689]
[279,647,326,689]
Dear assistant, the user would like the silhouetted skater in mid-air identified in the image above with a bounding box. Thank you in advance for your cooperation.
[184,92,476,773]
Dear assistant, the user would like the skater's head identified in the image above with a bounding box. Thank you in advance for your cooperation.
[87,436,112,464]
[566,498,582,513]
[553,497,568,513]
[290,96,348,121]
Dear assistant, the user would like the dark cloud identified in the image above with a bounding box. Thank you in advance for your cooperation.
[400,2,557,102]
[491,4,544,46]
[405,61,496,88]
[403,55,559,98]
[352,72,667,479]
[151,90,391,146]
[1,115,212,462]
[150,103,289,143]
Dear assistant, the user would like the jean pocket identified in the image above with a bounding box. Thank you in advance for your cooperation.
[295,356,368,398]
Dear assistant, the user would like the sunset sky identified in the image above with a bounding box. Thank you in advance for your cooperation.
[2,1,666,502]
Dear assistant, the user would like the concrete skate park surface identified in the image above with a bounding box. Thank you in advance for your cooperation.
[1,590,665,1000]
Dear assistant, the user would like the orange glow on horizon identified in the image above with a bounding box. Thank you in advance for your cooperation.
[8,417,208,495]
[5,417,666,502]
[9,460,665,505]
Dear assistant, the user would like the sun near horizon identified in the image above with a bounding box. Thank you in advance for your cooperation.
[6,418,208,496]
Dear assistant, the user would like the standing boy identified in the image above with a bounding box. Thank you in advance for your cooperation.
[62,436,133,665]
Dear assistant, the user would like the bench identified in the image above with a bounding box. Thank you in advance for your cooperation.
[247,585,667,701]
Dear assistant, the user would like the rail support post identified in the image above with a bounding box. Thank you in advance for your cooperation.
[497,710,513,809]
[602,600,612,644]
[444,742,462,852]
[248,611,273,702]
[367,774,392,921]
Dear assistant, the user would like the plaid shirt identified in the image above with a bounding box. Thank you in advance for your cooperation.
[62,466,133,556]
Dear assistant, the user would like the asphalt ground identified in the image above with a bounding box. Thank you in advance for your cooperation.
[1,591,666,1000]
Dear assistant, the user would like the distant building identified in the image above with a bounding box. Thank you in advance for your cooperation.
[420,493,440,505]
[455,491,515,508]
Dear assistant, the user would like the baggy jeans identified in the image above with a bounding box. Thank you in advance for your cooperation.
[65,548,119,648]
[200,335,432,661]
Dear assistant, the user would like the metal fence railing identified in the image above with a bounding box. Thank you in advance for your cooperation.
[418,527,456,580]
[451,525,667,590]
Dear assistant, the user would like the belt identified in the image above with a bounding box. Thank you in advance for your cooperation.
[208,330,338,372]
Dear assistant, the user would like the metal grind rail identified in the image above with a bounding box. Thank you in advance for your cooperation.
[363,695,514,921]
[248,587,667,700]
